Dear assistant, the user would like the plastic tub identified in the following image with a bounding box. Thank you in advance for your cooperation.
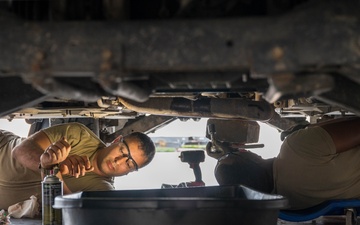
[54,185,288,225]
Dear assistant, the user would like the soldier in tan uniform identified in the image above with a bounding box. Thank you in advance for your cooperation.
[0,122,155,209]
[213,117,360,209]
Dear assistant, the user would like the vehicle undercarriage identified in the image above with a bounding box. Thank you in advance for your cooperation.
[0,0,359,141]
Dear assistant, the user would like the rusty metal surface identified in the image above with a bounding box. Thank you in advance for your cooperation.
[316,75,360,116]
[100,115,176,142]
[0,2,359,71]
[0,0,359,121]
[0,1,359,75]
[205,119,260,144]
[119,98,274,121]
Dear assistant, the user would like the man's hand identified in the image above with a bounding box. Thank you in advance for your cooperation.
[60,155,94,178]
[40,137,71,169]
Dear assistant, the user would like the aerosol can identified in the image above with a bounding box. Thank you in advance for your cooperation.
[42,168,63,225]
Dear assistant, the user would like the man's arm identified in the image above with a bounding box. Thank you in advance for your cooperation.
[12,131,54,171]
[12,128,94,194]
[12,131,73,194]
[318,117,360,153]
[12,130,71,170]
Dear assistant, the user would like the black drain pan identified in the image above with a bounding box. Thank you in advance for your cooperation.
[54,185,288,225]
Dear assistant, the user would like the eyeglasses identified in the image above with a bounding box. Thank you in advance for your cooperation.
[119,139,139,171]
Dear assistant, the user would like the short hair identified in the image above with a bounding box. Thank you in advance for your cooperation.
[124,132,156,167]
[215,151,272,193]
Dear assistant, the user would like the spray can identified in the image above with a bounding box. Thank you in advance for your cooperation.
[42,168,63,225]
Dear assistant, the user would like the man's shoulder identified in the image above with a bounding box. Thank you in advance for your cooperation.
[45,122,87,130]
[43,122,94,135]
[280,126,337,157]
[42,122,104,148]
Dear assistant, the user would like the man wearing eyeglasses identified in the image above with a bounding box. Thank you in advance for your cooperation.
[0,122,155,210]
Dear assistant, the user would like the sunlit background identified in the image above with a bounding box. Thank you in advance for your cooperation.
[0,118,282,190]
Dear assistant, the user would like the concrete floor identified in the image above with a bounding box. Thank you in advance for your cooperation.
[7,217,356,225]
[7,218,41,225]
